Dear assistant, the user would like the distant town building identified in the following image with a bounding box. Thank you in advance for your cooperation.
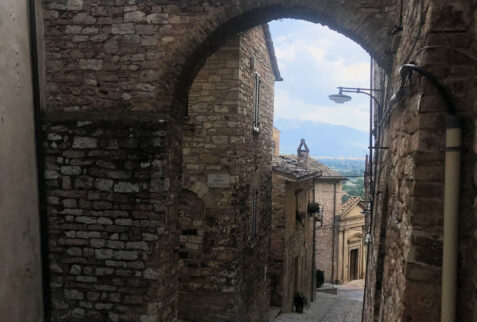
[271,132,347,285]
[312,159,347,283]
[336,197,367,283]
[270,146,321,311]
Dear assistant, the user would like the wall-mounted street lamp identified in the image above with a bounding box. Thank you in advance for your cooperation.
[364,231,372,246]
[328,86,383,245]
[329,87,383,112]
[328,88,352,104]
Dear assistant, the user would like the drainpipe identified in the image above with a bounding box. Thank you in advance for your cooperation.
[311,178,316,301]
[389,64,461,322]
[441,115,461,322]
[27,0,50,320]
[331,182,337,283]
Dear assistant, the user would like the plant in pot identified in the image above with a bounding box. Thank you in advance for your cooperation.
[307,202,320,217]
[294,292,307,313]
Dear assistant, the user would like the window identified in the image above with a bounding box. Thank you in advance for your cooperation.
[251,188,258,241]
[253,72,261,133]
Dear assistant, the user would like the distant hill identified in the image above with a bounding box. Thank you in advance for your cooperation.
[274,118,368,158]
[318,158,366,203]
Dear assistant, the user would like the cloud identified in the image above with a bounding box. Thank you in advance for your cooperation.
[269,19,372,131]
[274,89,369,131]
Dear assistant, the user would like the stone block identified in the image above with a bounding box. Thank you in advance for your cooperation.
[124,11,146,22]
[79,59,103,71]
[72,13,96,24]
[113,250,138,260]
[66,0,83,10]
[65,289,84,300]
[95,249,113,260]
[94,178,113,191]
[73,137,98,149]
[61,166,82,175]
[111,23,135,34]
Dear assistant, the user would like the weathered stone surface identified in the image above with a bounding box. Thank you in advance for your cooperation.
[66,0,83,11]
[78,59,103,71]
[178,26,274,321]
[43,120,174,321]
[72,137,97,149]
[38,1,477,321]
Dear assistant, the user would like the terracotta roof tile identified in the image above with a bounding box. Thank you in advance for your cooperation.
[281,155,346,179]
[272,155,320,180]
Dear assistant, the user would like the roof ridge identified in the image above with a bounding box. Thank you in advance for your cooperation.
[338,196,362,216]
[280,154,345,178]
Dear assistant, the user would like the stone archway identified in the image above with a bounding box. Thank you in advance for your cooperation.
[170,1,398,117]
[39,1,477,321]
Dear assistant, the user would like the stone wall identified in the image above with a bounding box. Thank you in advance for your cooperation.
[37,1,395,318]
[179,34,242,321]
[0,0,44,320]
[364,2,477,321]
[37,1,477,321]
[271,174,315,312]
[40,0,396,116]
[43,119,177,321]
[178,25,275,321]
[237,25,275,322]
[314,180,344,283]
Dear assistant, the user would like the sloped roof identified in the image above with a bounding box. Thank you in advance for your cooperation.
[281,155,346,180]
[262,24,283,82]
[338,196,365,217]
[272,155,321,181]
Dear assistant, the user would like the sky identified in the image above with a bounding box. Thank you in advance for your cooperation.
[269,19,371,131]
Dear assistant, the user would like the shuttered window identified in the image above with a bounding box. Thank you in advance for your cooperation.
[253,73,261,132]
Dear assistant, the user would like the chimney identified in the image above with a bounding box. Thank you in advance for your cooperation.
[297,138,310,168]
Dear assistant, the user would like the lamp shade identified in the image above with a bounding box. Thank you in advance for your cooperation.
[329,93,352,104]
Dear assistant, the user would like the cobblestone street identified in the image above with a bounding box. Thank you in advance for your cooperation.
[274,280,364,322]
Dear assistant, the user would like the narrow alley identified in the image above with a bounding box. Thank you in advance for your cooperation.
[274,280,364,322]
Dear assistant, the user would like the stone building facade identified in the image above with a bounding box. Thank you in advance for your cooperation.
[270,146,319,312]
[3,1,477,321]
[178,25,281,321]
[336,197,367,284]
[279,152,346,284]
[270,133,347,287]
[313,166,346,284]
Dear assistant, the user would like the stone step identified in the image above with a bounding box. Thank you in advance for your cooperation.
[316,283,338,295]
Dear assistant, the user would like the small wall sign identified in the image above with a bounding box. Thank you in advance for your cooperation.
[207,173,231,188]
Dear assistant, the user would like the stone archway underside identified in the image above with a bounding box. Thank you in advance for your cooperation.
[40,0,477,321]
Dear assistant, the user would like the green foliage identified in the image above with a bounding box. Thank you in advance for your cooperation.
[307,202,320,214]
[318,158,365,203]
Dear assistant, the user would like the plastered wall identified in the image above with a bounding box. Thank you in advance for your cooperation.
[0,0,44,320]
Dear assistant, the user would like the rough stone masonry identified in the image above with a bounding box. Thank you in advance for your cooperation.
[36,0,477,321]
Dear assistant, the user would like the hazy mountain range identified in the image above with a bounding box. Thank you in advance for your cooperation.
[274,118,369,158]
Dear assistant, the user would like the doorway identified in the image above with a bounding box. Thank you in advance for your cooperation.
[349,249,359,281]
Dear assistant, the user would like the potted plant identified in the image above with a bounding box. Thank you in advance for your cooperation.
[294,292,307,313]
[307,202,320,216]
